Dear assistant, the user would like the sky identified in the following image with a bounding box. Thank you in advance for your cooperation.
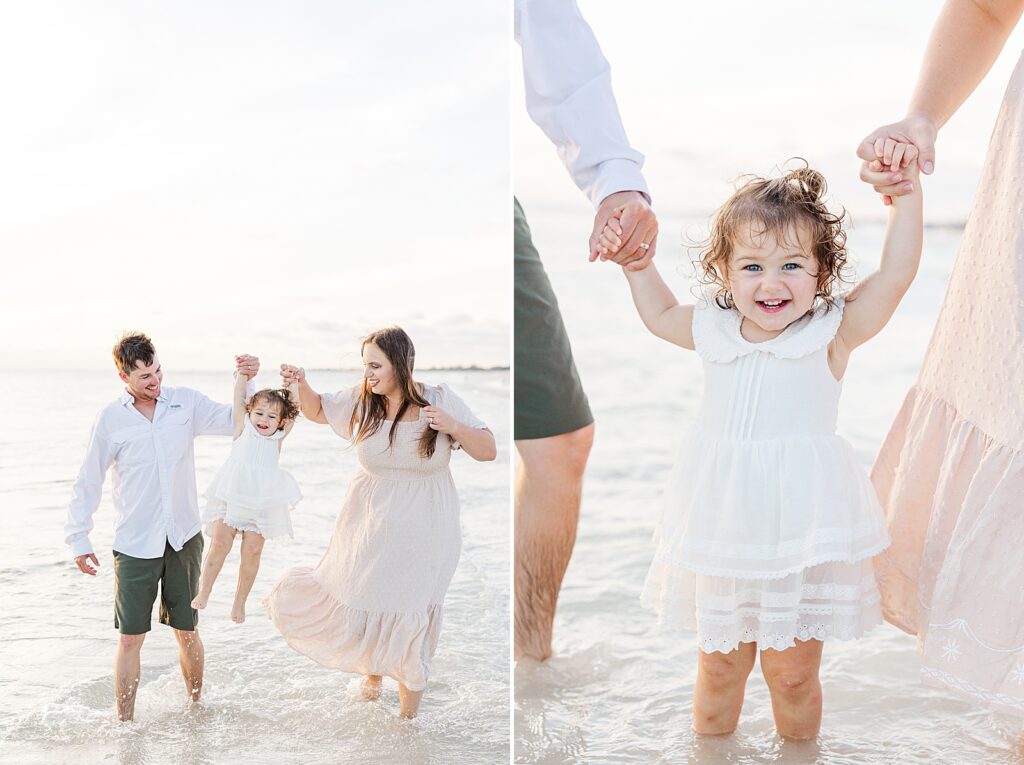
[515,0,1024,225]
[1,1,509,372]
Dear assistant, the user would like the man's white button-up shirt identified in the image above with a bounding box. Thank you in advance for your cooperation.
[65,386,236,559]
[516,0,649,207]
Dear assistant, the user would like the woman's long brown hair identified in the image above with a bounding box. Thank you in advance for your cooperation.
[350,326,438,459]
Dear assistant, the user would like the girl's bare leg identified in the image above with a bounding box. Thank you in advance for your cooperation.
[361,675,383,701]
[693,643,757,735]
[191,520,236,610]
[231,531,266,623]
[398,683,424,719]
[759,638,824,740]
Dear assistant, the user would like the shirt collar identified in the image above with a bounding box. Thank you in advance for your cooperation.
[119,387,169,406]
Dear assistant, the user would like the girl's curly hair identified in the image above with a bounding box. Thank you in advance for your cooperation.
[697,159,850,310]
[247,388,300,430]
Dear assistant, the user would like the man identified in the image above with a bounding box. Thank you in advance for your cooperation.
[65,332,258,721]
[515,0,659,661]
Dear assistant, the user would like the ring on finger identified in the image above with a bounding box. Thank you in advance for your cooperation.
[639,242,650,250]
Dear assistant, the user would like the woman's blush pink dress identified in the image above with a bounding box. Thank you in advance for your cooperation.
[264,383,486,692]
[871,53,1024,717]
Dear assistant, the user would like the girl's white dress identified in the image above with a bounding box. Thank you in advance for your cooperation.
[202,417,301,539]
[264,383,485,692]
[641,296,891,652]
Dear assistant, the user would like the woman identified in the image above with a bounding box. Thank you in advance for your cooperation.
[264,326,496,718]
[858,0,1024,717]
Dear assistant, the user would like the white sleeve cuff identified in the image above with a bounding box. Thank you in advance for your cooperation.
[589,159,651,208]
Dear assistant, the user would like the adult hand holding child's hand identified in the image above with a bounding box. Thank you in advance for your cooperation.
[235,354,260,379]
[589,190,658,271]
[280,363,305,385]
[857,113,937,205]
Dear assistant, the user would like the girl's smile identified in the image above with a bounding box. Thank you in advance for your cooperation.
[727,224,820,342]
[249,404,282,435]
[755,298,791,314]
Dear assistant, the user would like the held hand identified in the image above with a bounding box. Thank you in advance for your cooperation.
[856,114,937,203]
[280,363,306,385]
[423,405,458,435]
[589,190,658,271]
[75,553,99,576]
[235,354,260,379]
[859,149,920,207]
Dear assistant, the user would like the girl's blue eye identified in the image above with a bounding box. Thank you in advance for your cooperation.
[743,264,762,272]
[782,263,801,270]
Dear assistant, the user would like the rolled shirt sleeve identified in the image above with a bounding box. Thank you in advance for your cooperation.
[517,0,649,207]
[65,415,116,557]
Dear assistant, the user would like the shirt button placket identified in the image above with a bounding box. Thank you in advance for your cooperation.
[154,420,173,548]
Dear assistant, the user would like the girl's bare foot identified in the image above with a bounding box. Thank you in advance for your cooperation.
[361,675,383,701]
[191,594,209,610]
[230,601,246,623]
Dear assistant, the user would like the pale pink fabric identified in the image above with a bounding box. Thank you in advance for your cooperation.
[264,383,485,691]
[871,53,1024,717]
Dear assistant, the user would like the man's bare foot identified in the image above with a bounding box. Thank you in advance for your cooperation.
[230,602,245,624]
[191,594,209,610]
[361,676,382,701]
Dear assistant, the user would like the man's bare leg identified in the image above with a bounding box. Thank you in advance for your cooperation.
[173,628,205,703]
[514,423,594,661]
[115,633,146,721]
[191,520,236,610]
[231,531,266,624]
[398,683,424,719]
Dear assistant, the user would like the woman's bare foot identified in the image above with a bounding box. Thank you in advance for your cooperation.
[230,601,246,623]
[398,683,423,718]
[361,675,383,701]
[191,593,209,610]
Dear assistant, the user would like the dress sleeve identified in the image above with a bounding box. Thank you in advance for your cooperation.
[437,384,487,451]
[321,386,360,439]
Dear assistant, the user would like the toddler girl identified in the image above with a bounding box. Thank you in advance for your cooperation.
[191,370,302,623]
[597,157,922,738]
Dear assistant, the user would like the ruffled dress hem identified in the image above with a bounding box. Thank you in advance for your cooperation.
[642,557,884,653]
[871,384,1024,717]
[263,565,442,692]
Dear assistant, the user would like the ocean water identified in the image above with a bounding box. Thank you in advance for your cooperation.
[513,208,1024,765]
[0,368,509,765]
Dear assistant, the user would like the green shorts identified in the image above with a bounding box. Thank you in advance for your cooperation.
[514,198,593,441]
[112,533,204,634]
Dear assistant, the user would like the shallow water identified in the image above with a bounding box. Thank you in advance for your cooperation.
[513,208,1024,764]
[0,369,509,765]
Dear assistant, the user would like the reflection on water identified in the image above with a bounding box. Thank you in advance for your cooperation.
[514,214,1023,764]
[0,369,509,765]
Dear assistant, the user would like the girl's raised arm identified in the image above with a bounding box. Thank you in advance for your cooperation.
[837,162,923,354]
[623,264,696,350]
[231,372,248,438]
